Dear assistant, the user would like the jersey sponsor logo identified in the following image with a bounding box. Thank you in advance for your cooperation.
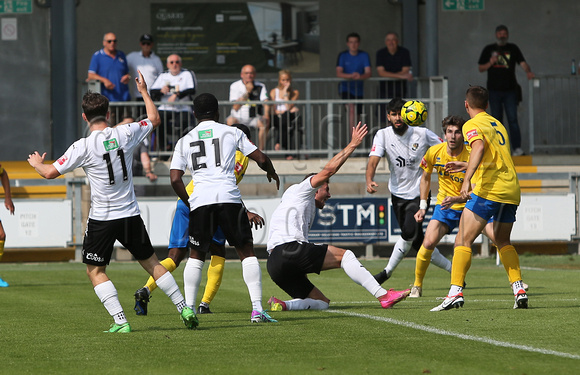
[395,156,406,167]
[371,145,376,152]
[198,129,213,139]
[57,155,68,165]
[139,120,148,127]
[466,129,478,141]
[103,138,119,151]
[420,158,427,168]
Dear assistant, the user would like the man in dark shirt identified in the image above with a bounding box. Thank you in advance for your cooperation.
[375,32,413,124]
[478,25,534,156]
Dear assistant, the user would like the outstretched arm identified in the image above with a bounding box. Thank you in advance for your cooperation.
[135,70,161,129]
[27,152,61,180]
[311,122,368,188]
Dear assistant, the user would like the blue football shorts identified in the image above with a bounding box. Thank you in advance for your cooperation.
[465,193,517,223]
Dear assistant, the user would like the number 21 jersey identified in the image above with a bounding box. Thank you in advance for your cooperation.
[170,120,257,211]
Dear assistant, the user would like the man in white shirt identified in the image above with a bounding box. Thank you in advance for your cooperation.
[27,71,197,333]
[226,65,270,150]
[170,93,280,323]
[266,123,410,312]
[126,34,163,103]
[150,54,197,151]
[366,98,451,284]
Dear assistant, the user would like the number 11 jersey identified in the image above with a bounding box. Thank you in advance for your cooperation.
[53,119,153,220]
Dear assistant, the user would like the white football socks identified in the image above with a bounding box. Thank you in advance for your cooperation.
[94,280,127,325]
[341,250,386,298]
[242,256,263,311]
[155,271,187,312]
[430,247,452,272]
[286,298,329,310]
[183,258,204,309]
[385,238,413,277]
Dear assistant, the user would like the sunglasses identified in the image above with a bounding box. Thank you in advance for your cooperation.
[168,61,181,64]
[141,42,152,46]
[106,39,117,43]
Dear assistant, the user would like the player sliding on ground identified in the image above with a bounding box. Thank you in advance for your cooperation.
[267,122,410,312]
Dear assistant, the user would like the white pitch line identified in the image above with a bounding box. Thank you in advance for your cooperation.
[327,309,580,360]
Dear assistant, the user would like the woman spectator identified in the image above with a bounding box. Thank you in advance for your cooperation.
[270,70,300,159]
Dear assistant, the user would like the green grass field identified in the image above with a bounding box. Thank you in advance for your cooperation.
[1,254,579,374]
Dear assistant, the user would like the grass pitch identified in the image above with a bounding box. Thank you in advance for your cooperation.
[0,254,579,374]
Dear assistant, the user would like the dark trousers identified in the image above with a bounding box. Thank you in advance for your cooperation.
[489,89,521,149]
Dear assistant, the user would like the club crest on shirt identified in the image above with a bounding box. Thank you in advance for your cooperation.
[411,143,419,151]
[103,138,119,151]
[198,129,213,139]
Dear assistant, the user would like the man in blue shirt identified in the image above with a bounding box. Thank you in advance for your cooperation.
[336,32,371,129]
[88,32,131,123]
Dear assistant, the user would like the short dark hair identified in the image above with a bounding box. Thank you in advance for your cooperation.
[232,123,252,141]
[465,86,488,110]
[346,32,360,42]
[194,93,219,121]
[82,91,109,122]
[387,97,406,113]
[495,24,508,33]
[442,115,466,132]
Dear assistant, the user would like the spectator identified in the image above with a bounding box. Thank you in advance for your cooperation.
[375,32,413,124]
[150,54,197,152]
[336,32,371,130]
[227,65,270,150]
[270,69,301,159]
[126,34,164,116]
[478,25,534,156]
[87,32,131,124]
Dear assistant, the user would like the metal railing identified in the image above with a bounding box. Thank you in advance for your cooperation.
[100,76,448,159]
[528,75,580,154]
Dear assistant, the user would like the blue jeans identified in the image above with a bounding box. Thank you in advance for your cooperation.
[488,89,521,149]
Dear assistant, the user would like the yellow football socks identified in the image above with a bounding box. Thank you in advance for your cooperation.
[498,245,522,284]
[0,240,4,260]
[450,246,472,287]
[200,255,225,305]
[414,246,433,288]
[145,257,177,293]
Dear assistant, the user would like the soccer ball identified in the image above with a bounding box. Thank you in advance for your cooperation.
[401,100,428,126]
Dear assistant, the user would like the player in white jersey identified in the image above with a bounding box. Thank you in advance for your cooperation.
[27,71,198,332]
[266,123,410,312]
[170,93,280,323]
[366,98,451,284]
